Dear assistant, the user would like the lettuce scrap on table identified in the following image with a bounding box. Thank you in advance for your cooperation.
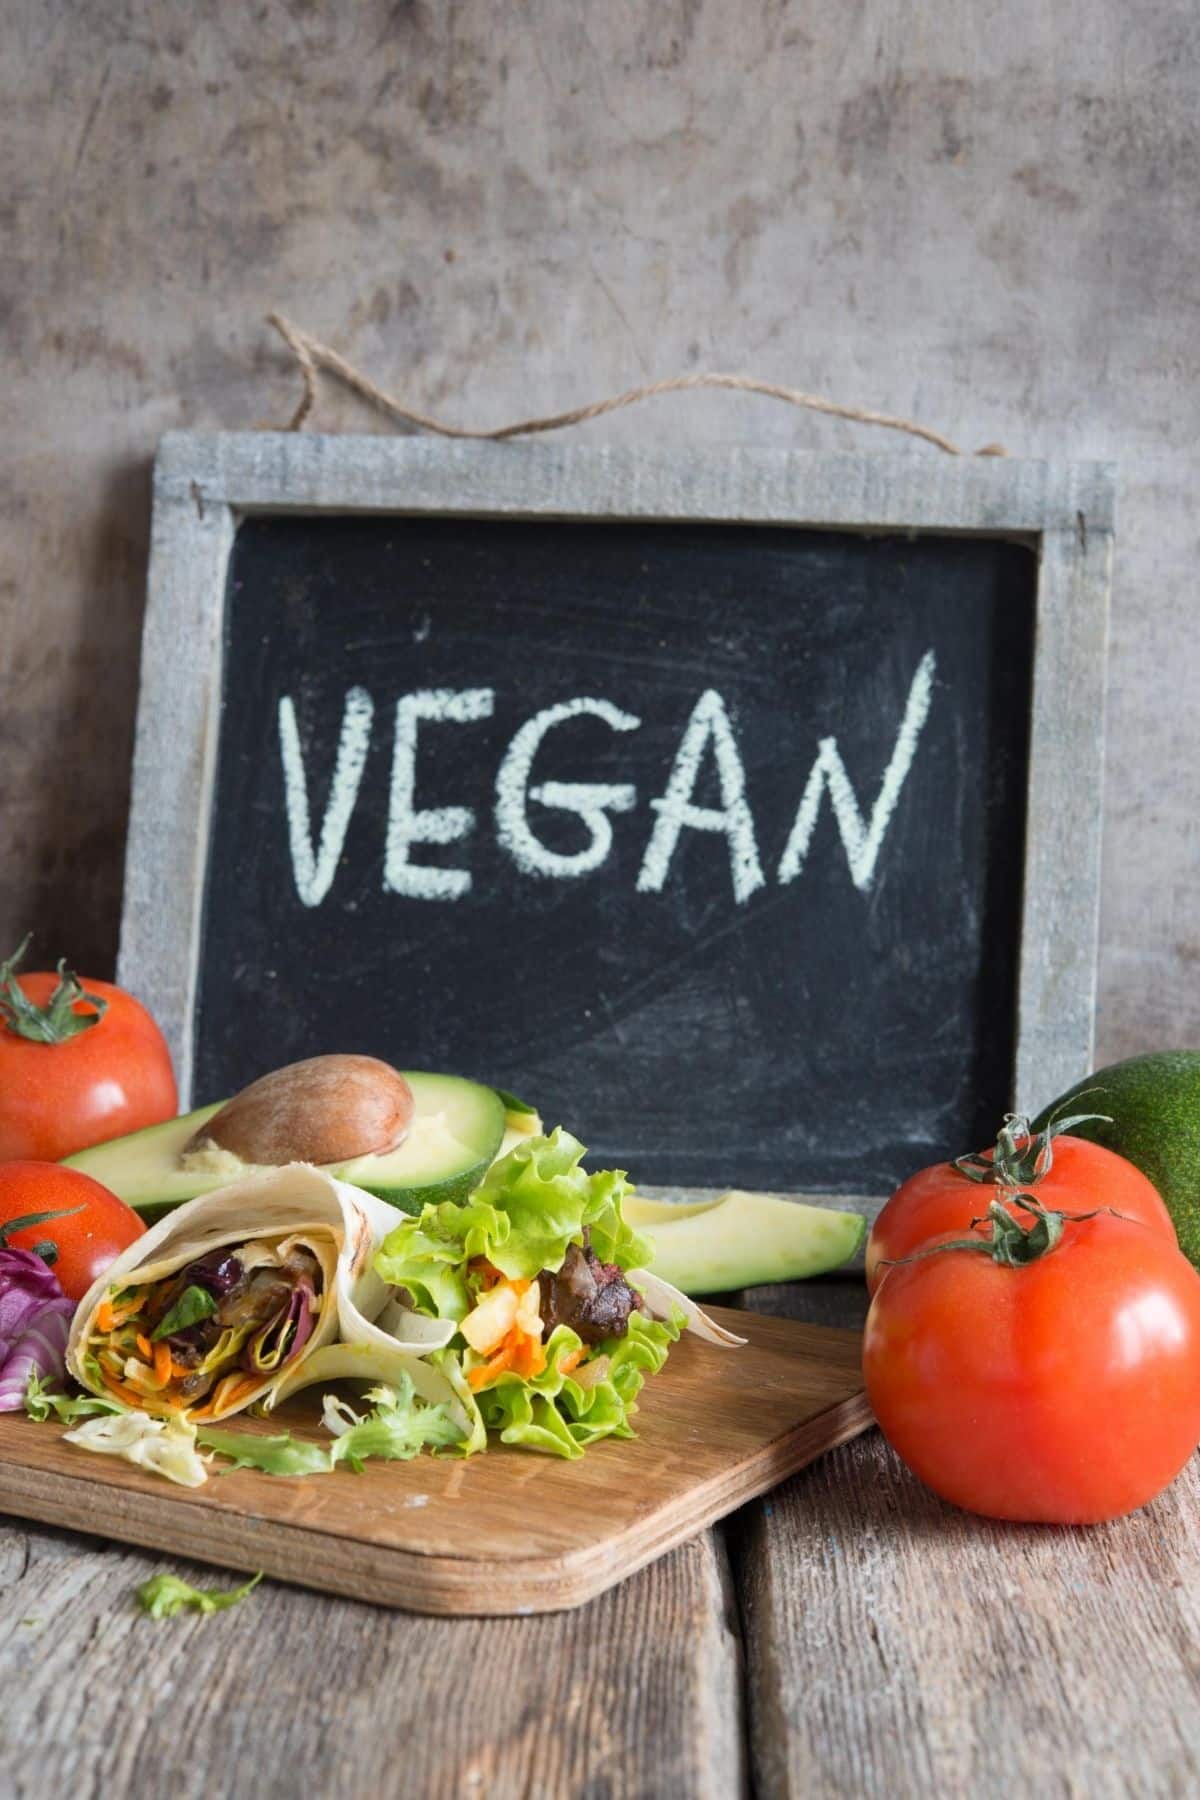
[137,1570,262,1619]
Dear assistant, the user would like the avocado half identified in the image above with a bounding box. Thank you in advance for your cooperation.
[1032,1050,1200,1268]
[623,1190,865,1292]
[65,1070,507,1224]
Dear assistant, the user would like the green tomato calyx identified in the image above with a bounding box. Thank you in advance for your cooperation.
[0,1205,85,1253]
[0,937,108,1044]
[952,1093,1113,1191]
[883,1191,1123,1275]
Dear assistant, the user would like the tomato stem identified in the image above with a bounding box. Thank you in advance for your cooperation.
[953,1093,1114,1190]
[882,1192,1127,1274]
[0,1204,85,1248]
[0,937,108,1044]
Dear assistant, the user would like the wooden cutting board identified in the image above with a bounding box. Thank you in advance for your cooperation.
[0,1308,869,1616]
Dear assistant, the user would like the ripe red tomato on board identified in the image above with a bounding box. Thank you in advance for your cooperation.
[866,1128,1175,1295]
[863,1206,1200,1523]
[0,1162,145,1302]
[0,941,177,1163]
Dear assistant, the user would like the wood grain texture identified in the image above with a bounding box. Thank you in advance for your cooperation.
[0,1523,746,1800]
[735,1279,1200,1797]
[0,1309,867,1616]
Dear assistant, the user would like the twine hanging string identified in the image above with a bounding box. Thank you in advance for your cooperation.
[266,312,1005,458]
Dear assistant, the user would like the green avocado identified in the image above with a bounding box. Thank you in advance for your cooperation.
[1032,1050,1200,1267]
[623,1189,865,1294]
[65,1071,507,1224]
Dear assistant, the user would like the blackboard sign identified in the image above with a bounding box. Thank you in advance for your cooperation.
[123,436,1114,1199]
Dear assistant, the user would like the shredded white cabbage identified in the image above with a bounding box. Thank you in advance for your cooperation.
[63,1409,210,1488]
[319,1393,361,1438]
[628,1269,747,1345]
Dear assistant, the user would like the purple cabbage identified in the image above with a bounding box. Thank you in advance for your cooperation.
[243,1280,315,1374]
[0,1249,74,1410]
[184,1249,243,1296]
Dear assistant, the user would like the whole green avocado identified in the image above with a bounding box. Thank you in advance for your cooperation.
[1032,1050,1200,1268]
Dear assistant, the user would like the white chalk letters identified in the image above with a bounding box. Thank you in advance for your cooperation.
[636,689,765,904]
[778,649,937,891]
[384,688,495,900]
[278,685,374,908]
[495,698,641,878]
[279,654,936,907]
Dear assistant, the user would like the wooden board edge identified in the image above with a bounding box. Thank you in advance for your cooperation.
[0,1390,873,1617]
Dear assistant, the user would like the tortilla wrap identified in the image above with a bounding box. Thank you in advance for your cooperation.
[67,1163,456,1422]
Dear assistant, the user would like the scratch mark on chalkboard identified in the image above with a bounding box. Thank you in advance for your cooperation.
[69,55,112,183]
[532,882,810,1060]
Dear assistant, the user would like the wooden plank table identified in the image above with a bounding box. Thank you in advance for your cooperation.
[1,1276,1198,1798]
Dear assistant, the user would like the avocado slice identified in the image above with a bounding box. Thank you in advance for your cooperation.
[1032,1050,1200,1268]
[623,1189,866,1294]
[64,1071,506,1223]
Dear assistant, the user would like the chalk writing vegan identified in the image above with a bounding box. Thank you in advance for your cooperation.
[278,651,936,909]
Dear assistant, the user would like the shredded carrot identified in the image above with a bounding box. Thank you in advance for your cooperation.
[153,1340,173,1386]
[559,1347,585,1375]
[99,1370,150,1410]
[466,1342,517,1391]
[192,1374,261,1420]
[169,1357,194,1381]
[510,1333,547,1379]
[96,1299,115,1333]
[136,1333,153,1360]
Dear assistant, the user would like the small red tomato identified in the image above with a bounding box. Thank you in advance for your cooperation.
[864,1208,1200,1523]
[866,1133,1175,1294]
[0,940,177,1162]
[0,1162,146,1302]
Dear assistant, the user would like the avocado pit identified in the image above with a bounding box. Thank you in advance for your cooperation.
[187,1054,414,1167]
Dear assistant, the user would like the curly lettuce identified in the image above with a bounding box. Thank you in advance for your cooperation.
[138,1571,262,1618]
[474,1313,681,1459]
[374,1128,652,1318]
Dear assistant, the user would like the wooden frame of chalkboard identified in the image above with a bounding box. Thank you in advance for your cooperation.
[121,432,1113,1214]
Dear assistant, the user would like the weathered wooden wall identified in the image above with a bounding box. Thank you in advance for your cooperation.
[2,0,1198,1061]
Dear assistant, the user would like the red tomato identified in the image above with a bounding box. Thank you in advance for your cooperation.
[0,1162,145,1301]
[0,949,177,1162]
[866,1135,1175,1294]
[864,1211,1200,1523]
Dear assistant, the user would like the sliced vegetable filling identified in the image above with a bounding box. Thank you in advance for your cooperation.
[86,1235,326,1416]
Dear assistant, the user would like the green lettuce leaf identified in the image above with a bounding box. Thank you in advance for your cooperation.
[326,1375,464,1473]
[137,1571,262,1618]
[197,1426,333,1478]
[24,1372,123,1425]
[473,1312,682,1460]
[151,1285,217,1341]
[374,1128,652,1310]
[428,1348,487,1456]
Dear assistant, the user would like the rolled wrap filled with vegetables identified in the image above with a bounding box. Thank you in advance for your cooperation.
[66,1164,456,1421]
